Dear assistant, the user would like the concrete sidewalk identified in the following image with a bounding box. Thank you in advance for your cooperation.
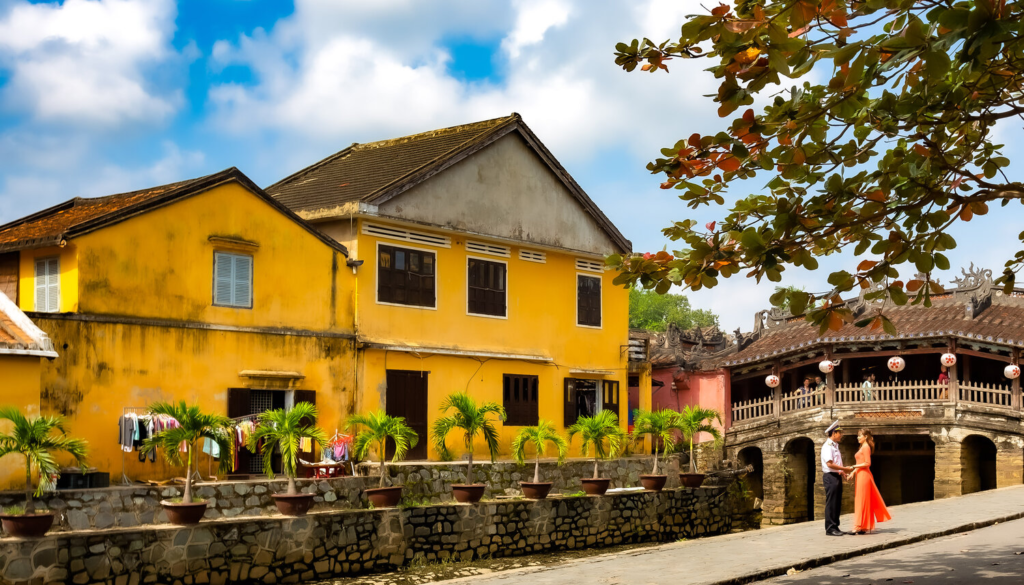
[437,485,1024,585]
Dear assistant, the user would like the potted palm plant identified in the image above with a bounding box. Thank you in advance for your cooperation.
[346,410,419,508]
[567,410,627,496]
[630,409,681,492]
[248,402,327,516]
[141,401,233,525]
[430,391,506,503]
[677,405,723,488]
[511,420,568,500]
[0,408,87,537]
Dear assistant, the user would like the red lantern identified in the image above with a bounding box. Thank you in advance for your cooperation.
[765,375,780,388]
[887,356,906,373]
[940,353,957,367]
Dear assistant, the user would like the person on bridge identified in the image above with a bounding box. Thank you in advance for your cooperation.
[850,429,891,534]
[822,421,854,536]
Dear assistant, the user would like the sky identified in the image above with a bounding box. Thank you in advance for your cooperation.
[0,0,1019,332]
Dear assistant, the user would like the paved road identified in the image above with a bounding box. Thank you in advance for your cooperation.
[437,485,1024,585]
[765,516,1024,584]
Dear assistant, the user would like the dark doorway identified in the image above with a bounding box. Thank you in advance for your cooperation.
[784,437,816,523]
[738,446,764,501]
[867,435,935,505]
[961,435,997,494]
[386,370,429,460]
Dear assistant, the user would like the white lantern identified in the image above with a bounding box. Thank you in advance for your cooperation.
[940,353,957,367]
[1005,364,1021,380]
[818,360,834,374]
[887,356,906,373]
[765,375,780,388]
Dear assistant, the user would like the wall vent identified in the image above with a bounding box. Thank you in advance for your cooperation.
[466,241,511,258]
[519,250,547,263]
[362,223,451,248]
[576,258,604,273]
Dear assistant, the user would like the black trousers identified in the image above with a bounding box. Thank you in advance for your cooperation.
[824,471,843,533]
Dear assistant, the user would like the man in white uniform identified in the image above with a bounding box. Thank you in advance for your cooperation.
[821,420,853,536]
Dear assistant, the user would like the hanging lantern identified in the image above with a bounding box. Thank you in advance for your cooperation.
[765,375,780,388]
[887,356,906,373]
[1004,364,1021,380]
[940,353,957,367]
[818,360,834,374]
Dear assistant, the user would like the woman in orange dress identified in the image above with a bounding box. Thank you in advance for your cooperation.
[851,429,891,534]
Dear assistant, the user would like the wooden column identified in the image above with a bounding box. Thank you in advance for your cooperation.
[825,346,835,408]
[773,361,782,420]
[1013,349,1021,412]
[948,338,959,406]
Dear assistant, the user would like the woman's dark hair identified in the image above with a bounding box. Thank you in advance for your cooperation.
[859,429,875,453]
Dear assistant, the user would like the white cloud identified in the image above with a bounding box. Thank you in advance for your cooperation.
[502,0,571,58]
[0,0,180,126]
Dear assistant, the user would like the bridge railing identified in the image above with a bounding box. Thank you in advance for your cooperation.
[958,381,1013,407]
[780,388,826,413]
[731,394,774,423]
[835,380,949,403]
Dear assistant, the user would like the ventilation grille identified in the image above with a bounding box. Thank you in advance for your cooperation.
[576,259,604,273]
[519,250,546,263]
[466,241,511,258]
[362,222,451,248]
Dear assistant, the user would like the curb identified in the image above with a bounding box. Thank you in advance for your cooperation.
[706,509,1024,584]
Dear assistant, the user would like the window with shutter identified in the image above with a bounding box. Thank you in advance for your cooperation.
[34,257,59,313]
[602,381,620,420]
[377,243,436,308]
[577,274,601,327]
[503,374,538,426]
[213,252,253,308]
[468,258,507,317]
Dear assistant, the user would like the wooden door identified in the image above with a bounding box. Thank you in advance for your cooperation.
[386,370,428,460]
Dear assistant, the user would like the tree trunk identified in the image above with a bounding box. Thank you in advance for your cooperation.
[689,437,696,474]
[379,439,388,489]
[466,443,475,485]
[287,475,297,496]
[183,444,193,504]
[533,456,540,484]
[652,446,659,475]
[24,456,34,514]
[593,457,599,479]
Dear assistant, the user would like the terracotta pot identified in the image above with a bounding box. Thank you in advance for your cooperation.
[161,501,208,525]
[580,478,611,496]
[272,493,315,516]
[364,486,403,508]
[640,474,667,492]
[520,482,553,500]
[679,473,706,488]
[0,512,54,538]
[451,484,486,503]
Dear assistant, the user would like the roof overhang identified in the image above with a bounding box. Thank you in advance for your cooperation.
[361,341,552,363]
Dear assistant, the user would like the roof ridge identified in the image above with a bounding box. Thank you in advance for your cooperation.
[352,114,517,151]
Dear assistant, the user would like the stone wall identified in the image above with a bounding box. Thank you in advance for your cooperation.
[0,456,680,534]
[0,487,731,585]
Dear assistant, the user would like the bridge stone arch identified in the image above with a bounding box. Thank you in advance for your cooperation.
[961,434,997,494]
[782,437,818,524]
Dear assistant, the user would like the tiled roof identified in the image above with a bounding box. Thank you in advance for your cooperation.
[0,290,57,358]
[724,293,1024,367]
[267,116,515,212]
[266,114,632,253]
[0,176,207,252]
[0,168,348,255]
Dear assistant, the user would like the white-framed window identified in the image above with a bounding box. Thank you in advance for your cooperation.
[577,273,602,328]
[34,257,60,313]
[214,252,253,309]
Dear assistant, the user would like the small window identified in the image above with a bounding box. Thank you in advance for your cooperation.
[468,258,507,317]
[504,374,539,426]
[577,274,601,327]
[214,252,253,308]
[378,244,436,308]
[34,257,59,313]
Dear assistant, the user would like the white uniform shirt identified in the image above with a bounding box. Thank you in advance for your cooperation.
[821,438,842,474]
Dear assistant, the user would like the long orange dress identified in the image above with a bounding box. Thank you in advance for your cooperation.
[853,444,892,532]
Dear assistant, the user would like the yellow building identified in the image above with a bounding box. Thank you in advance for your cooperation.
[0,288,58,489]
[267,114,636,459]
[0,168,357,481]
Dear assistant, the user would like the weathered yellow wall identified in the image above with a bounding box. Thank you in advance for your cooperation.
[358,350,626,459]
[0,356,42,490]
[21,181,358,480]
[35,318,357,483]
[18,245,79,313]
[350,219,631,459]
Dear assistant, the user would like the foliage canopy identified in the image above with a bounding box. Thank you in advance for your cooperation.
[629,287,720,332]
[610,0,1024,334]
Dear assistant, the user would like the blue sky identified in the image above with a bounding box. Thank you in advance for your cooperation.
[0,0,1017,331]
